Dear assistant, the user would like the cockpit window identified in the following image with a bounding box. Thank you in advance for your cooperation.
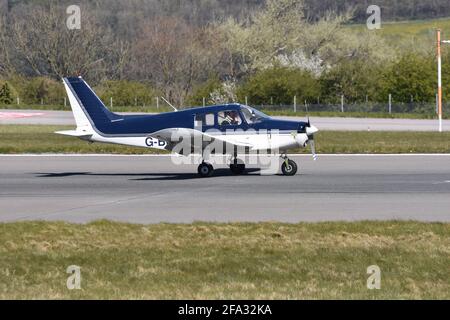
[218,110,242,126]
[241,106,269,124]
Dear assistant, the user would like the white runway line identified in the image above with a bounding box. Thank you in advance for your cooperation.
[0,153,450,157]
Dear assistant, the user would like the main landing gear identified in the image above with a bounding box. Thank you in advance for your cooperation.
[197,157,246,177]
[197,156,297,177]
[280,154,298,176]
[229,158,245,175]
[197,162,214,178]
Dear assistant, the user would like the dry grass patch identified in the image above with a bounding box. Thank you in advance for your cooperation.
[0,221,448,299]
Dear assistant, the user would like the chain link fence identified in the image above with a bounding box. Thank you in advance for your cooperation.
[258,102,450,115]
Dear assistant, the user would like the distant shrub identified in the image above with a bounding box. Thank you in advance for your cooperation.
[381,53,436,103]
[187,77,223,106]
[8,77,65,105]
[0,81,15,104]
[237,67,320,105]
[95,80,158,107]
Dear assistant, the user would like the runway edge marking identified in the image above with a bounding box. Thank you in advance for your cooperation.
[1,153,450,157]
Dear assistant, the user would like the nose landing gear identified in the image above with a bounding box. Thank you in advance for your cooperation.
[280,154,298,176]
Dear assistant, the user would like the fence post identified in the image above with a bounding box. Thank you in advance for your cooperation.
[294,95,297,112]
[64,97,67,107]
[156,97,159,110]
[436,93,439,114]
[389,94,392,114]
[110,97,113,108]
[135,97,137,106]
[245,96,248,106]
[203,97,206,107]
[341,95,344,112]
[41,98,43,106]
[17,97,20,105]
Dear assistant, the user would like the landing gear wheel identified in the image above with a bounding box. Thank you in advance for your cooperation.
[281,159,298,176]
[198,162,214,177]
[230,163,246,175]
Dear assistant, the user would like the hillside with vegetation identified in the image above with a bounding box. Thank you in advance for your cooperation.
[1,0,450,110]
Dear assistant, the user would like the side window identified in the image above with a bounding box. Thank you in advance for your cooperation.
[195,113,215,126]
[205,113,215,126]
[218,110,242,126]
[194,114,204,127]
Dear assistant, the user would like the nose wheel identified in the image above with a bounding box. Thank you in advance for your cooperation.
[198,162,214,177]
[281,156,298,176]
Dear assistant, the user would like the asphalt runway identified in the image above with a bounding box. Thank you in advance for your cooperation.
[1,109,449,131]
[1,155,450,223]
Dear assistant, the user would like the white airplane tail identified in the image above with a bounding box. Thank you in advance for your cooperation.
[56,77,121,138]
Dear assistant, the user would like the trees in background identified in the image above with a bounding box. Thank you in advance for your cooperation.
[7,3,127,83]
[128,17,224,107]
[0,0,449,107]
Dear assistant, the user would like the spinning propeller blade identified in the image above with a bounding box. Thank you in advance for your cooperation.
[305,117,318,161]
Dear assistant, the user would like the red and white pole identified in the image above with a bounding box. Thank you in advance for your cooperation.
[437,29,443,132]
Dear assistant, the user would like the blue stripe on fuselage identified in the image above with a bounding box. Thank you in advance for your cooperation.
[65,77,306,136]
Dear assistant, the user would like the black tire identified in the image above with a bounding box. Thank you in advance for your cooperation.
[230,163,245,175]
[281,159,298,176]
[198,162,214,177]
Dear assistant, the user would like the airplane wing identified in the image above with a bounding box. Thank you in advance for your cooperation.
[148,128,253,154]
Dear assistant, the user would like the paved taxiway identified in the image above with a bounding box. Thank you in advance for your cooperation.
[1,109,449,131]
[0,155,449,223]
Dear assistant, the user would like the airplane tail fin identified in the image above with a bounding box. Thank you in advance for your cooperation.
[61,77,122,133]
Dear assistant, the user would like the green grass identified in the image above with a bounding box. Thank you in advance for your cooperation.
[1,125,450,154]
[348,17,450,44]
[2,104,448,119]
[264,110,447,119]
[0,220,448,299]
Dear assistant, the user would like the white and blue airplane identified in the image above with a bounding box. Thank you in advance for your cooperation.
[57,77,318,177]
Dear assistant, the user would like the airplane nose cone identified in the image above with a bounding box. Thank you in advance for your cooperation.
[306,125,319,135]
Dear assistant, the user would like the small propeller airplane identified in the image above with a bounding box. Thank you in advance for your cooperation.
[56,77,318,177]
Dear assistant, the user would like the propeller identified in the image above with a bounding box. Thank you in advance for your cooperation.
[305,117,319,161]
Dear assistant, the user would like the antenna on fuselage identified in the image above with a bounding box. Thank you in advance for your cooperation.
[160,97,178,112]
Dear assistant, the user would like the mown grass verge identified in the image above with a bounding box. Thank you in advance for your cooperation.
[1,105,447,119]
[264,110,448,120]
[0,220,448,299]
[1,125,450,154]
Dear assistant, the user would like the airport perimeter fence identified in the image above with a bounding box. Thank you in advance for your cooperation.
[258,102,450,116]
[2,100,450,116]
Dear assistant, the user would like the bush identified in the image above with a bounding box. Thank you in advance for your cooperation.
[95,80,158,107]
[0,81,15,104]
[382,53,436,103]
[8,77,66,105]
[237,67,320,105]
[320,59,387,104]
[187,77,223,106]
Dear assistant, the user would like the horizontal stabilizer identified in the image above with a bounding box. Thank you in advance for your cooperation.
[55,130,93,140]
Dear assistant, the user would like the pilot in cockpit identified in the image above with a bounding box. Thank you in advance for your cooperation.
[223,110,239,125]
